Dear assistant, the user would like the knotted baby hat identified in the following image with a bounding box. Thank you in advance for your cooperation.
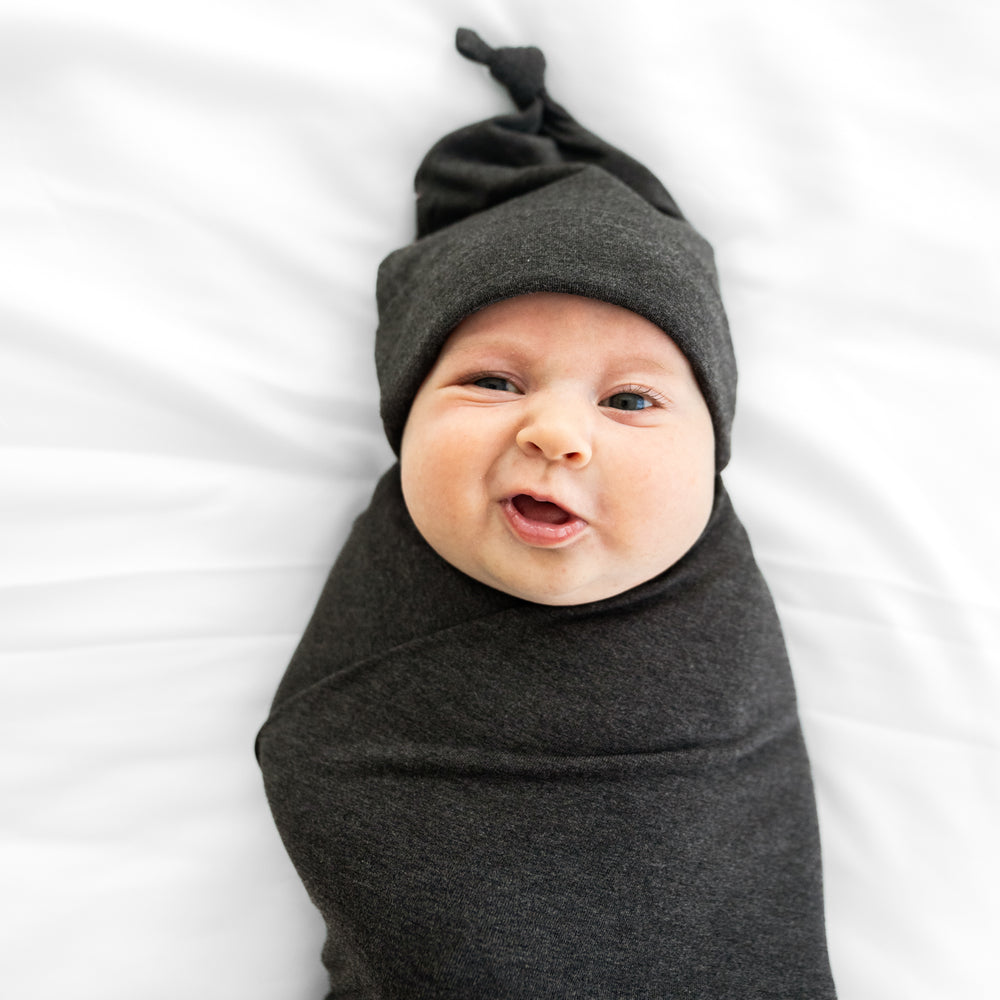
[376,28,737,470]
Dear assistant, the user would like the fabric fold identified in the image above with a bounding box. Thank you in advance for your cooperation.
[257,465,837,998]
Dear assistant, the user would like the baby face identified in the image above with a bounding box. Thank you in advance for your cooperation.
[400,292,716,605]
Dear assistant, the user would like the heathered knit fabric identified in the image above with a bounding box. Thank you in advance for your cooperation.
[256,28,836,999]
[257,469,837,997]
[376,167,735,470]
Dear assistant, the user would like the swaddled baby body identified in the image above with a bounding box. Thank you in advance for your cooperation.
[257,28,837,999]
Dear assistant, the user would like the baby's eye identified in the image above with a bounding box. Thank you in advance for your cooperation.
[472,375,519,393]
[600,391,654,411]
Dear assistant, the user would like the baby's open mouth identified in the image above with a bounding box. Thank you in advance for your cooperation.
[501,494,588,547]
[511,494,573,525]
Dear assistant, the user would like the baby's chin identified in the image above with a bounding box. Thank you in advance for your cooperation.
[466,555,687,607]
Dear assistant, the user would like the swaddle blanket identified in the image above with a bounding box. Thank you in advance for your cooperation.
[257,29,836,998]
[258,468,835,997]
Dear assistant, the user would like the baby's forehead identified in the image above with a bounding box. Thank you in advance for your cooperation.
[437,292,695,375]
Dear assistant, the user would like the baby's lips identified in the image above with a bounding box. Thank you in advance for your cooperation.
[508,488,589,522]
[500,496,589,548]
[511,493,574,525]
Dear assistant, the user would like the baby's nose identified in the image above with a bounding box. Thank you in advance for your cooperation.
[515,397,593,466]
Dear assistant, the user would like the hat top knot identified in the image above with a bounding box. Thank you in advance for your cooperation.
[456,27,546,109]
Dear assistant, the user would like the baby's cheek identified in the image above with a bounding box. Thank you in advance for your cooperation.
[401,441,470,554]
[399,440,436,532]
[632,451,713,569]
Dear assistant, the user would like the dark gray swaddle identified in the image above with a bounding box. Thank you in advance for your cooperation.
[257,29,836,999]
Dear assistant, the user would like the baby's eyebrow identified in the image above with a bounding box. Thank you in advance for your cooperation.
[441,342,532,369]
[608,356,682,379]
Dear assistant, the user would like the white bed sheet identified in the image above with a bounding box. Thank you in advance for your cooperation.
[2,1,998,997]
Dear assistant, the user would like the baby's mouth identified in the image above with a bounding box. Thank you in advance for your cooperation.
[511,494,572,525]
[501,494,588,547]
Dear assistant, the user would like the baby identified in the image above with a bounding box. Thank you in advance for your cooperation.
[258,29,837,999]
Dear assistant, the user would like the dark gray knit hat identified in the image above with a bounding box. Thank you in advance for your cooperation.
[376,28,737,470]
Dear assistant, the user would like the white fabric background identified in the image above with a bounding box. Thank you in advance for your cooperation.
[2,1,998,997]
